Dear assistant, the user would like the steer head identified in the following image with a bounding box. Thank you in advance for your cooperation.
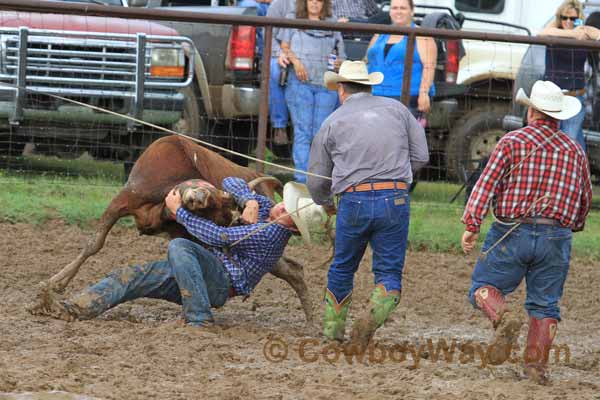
[175,179,235,227]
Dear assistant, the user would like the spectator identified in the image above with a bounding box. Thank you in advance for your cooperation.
[267,0,296,146]
[540,0,600,152]
[366,0,436,117]
[333,0,379,22]
[278,0,346,183]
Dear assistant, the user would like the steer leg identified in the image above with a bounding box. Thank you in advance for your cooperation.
[28,190,130,315]
[270,256,314,329]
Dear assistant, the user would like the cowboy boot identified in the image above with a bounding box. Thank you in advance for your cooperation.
[349,284,401,352]
[474,286,522,365]
[323,289,352,341]
[524,317,558,385]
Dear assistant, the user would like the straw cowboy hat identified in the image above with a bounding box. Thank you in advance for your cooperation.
[324,60,384,90]
[515,80,581,120]
[283,181,326,245]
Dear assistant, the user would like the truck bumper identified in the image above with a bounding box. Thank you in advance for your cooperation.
[209,84,260,119]
[0,93,184,138]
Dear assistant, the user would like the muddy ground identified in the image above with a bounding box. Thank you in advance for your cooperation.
[1,221,599,400]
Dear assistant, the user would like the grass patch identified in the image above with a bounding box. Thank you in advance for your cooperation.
[2,163,599,260]
[0,171,125,227]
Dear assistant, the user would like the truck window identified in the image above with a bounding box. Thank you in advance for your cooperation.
[455,0,504,14]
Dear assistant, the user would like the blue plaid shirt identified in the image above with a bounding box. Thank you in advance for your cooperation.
[176,177,292,296]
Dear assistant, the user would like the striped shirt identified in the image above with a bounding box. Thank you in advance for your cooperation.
[176,177,292,296]
[462,119,592,233]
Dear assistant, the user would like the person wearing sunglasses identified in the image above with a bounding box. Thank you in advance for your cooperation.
[540,0,600,152]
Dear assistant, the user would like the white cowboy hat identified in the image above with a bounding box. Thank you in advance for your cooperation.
[515,80,581,120]
[283,181,326,245]
[324,60,384,91]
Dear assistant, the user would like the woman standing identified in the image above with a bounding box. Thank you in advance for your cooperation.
[278,0,345,183]
[366,0,436,117]
[540,0,600,152]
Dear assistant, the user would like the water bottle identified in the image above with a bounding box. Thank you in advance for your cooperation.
[327,48,338,72]
[574,18,583,27]
[279,65,289,87]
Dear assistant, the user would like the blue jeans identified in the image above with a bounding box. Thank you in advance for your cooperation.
[468,222,572,321]
[269,58,289,128]
[285,71,338,182]
[327,189,410,303]
[69,238,230,326]
[560,95,586,152]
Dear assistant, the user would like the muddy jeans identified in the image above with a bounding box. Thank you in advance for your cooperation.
[67,238,231,326]
[468,222,572,320]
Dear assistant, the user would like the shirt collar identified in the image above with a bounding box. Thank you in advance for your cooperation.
[345,92,373,103]
[530,118,559,131]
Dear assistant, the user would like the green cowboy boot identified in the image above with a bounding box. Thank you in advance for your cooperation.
[349,284,401,351]
[323,289,352,341]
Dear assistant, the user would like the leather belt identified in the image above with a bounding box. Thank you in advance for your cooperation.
[564,88,585,97]
[345,181,407,193]
[498,217,561,226]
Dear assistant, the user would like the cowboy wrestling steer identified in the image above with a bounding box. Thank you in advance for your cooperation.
[28,135,315,326]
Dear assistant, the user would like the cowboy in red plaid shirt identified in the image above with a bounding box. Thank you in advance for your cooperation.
[461,81,592,385]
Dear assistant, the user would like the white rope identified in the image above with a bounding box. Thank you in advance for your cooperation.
[477,127,561,256]
[229,200,316,248]
[0,82,333,181]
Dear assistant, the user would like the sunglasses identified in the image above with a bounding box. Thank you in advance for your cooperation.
[560,15,579,21]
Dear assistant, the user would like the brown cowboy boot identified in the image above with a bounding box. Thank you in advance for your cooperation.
[524,317,557,385]
[474,286,522,365]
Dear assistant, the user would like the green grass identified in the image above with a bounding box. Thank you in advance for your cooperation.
[0,170,125,227]
[2,161,600,260]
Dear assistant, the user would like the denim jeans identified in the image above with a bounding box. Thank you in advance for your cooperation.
[327,188,410,303]
[285,71,338,182]
[560,95,586,152]
[468,222,572,320]
[269,58,289,128]
[69,238,230,326]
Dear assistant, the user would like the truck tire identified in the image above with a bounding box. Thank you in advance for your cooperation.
[446,108,506,181]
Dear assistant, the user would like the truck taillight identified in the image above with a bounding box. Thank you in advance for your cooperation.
[229,26,256,71]
[445,40,459,84]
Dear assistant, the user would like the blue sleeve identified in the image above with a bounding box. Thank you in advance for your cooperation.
[176,208,264,247]
[222,177,274,221]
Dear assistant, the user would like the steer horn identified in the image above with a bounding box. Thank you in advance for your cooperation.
[247,176,282,191]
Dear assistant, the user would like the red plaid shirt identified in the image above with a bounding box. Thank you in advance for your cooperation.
[462,119,592,233]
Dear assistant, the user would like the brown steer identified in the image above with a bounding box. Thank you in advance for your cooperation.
[29,135,314,326]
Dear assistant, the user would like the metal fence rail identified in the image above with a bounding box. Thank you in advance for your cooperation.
[1,0,600,174]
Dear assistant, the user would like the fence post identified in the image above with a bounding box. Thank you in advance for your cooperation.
[400,33,415,108]
[256,25,273,173]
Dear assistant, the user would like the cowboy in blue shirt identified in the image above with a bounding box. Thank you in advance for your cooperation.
[41,177,324,327]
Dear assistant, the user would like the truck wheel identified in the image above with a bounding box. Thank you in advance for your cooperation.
[174,84,207,138]
[446,109,506,181]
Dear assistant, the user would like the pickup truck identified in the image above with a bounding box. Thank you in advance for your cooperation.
[0,0,194,169]
[131,0,262,166]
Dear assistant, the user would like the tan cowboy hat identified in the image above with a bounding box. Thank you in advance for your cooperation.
[283,181,326,245]
[515,80,581,120]
[324,60,384,90]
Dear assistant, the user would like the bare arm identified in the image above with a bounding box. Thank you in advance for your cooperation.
[540,23,591,40]
[278,40,308,81]
[364,34,379,62]
[416,37,437,113]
